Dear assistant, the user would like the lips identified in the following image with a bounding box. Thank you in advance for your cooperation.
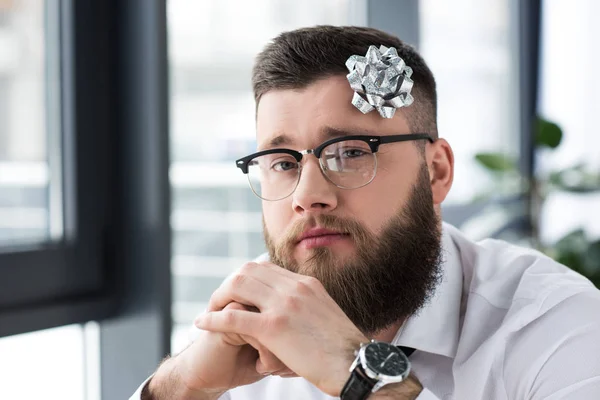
[294,228,352,251]
[297,228,345,242]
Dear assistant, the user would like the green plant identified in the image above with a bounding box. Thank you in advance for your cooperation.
[547,229,600,288]
[472,116,600,287]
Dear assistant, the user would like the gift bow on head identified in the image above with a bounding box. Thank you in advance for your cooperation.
[346,45,415,119]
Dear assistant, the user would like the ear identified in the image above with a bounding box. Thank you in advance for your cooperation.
[426,139,454,205]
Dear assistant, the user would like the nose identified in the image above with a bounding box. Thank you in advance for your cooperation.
[292,157,338,216]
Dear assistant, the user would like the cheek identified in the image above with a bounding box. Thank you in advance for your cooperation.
[347,199,394,236]
[347,169,413,234]
[262,202,292,237]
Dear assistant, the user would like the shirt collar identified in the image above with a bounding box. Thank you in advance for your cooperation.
[391,222,463,358]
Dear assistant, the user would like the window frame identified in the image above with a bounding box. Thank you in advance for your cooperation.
[1,1,172,397]
[0,0,118,337]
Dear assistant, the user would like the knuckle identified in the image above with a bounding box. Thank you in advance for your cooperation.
[300,276,322,291]
[223,309,237,326]
[239,262,257,274]
[229,273,247,289]
[294,279,312,295]
[283,295,302,312]
[267,312,290,332]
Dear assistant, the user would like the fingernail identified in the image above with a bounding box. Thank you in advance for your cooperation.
[194,315,205,326]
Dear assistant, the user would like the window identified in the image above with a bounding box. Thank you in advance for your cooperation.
[538,0,600,243]
[0,0,115,338]
[0,0,61,246]
[1,1,173,398]
[419,0,520,205]
[0,325,86,400]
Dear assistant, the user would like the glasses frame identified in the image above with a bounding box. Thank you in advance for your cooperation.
[235,133,435,200]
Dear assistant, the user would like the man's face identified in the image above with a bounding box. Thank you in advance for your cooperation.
[256,75,446,334]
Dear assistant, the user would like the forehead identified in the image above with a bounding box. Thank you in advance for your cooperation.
[255,75,410,149]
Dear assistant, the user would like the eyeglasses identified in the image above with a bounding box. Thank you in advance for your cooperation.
[235,133,434,201]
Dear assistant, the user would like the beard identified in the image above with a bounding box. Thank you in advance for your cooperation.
[263,163,443,336]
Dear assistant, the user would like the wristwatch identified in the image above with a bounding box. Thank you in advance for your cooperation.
[340,340,412,400]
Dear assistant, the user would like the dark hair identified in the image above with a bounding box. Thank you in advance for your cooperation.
[252,25,438,138]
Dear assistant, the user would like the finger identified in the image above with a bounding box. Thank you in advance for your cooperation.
[224,302,259,313]
[208,274,273,312]
[239,333,286,374]
[194,301,254,328]
[256,357,281,375]
[238,332,288,375]
[224,302,247,311]
[274,372,299,378]
[196,301,248,324]
[258,261,303,281]
[272,366,295,375]
[194,302,247,328]
[258,261,325,292]
[208,302,251,346]
[235,262,292,289]
[259,261,326,297]
[195,308,263,337]
[255,347,287,374]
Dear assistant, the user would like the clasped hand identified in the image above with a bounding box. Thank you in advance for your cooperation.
[194,261,368,396]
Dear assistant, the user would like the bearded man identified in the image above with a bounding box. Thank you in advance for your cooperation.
[132,26,600,400]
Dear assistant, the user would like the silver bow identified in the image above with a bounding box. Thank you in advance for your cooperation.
[346,45,414,118]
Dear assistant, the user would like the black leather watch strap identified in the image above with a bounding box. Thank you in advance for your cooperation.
[340,364,375,400]
[340,346,416,400]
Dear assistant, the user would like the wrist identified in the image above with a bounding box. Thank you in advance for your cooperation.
[339,340,418,400]
[370,374,423,400]
[144,357,224,400]
[329,336,370,396]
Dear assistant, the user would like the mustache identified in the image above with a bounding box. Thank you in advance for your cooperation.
[278,214,372,249]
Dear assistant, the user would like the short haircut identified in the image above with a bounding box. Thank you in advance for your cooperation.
[252,25,438,138]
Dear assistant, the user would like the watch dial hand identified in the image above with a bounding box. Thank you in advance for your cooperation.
[378,352,397,369]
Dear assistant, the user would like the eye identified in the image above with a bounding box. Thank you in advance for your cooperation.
[341,148,368,158]
[271,159,298,172]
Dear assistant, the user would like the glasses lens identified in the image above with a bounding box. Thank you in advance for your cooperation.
[320,139,376,188]
[247,153,300,200]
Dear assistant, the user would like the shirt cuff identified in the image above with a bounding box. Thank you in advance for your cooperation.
[415,387,441,400]
[128,375,232,400]
[129,375,153,400]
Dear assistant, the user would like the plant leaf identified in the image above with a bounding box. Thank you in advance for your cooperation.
[583,240,600,274]
[556,250,585,274]
[554,229,588,255]
[474,153,517,172]
[547,166,600,193]
[536,116,563,149]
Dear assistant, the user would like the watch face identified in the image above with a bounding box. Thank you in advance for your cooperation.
[363,342,409,377]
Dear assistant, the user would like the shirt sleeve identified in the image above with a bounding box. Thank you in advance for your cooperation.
[129,375,153,400]
[503,290,600,399]
[128,375,232,400]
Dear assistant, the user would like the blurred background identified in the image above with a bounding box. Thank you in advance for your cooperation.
[0,0,598,399]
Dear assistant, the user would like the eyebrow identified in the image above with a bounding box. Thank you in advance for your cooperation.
[259,126,376,150]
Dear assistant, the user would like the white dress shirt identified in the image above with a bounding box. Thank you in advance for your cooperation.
[131,223,600,399]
